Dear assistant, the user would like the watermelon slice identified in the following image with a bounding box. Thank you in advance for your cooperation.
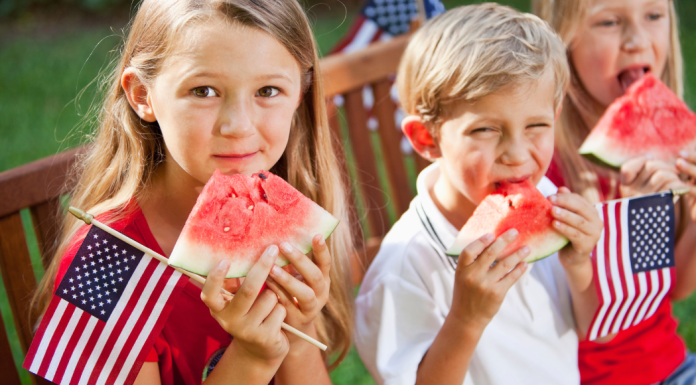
[168,170,339,278]
[579,73,696,168]
[446,180,569,262]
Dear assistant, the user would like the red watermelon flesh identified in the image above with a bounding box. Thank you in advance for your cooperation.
[579,73,696,168]
[446,180,568,263]
[168,170,339,278]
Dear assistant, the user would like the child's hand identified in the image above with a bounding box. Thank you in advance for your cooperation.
[620,155,685,198]
[265,235,331,342]
[201,245,289,365]
[549,187,602,269]
[449,230,529,330]
[676,150,696,222]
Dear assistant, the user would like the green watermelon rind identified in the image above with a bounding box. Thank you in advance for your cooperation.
[170,214,340,278]
[445,231,569,263]
[578,134,626,170]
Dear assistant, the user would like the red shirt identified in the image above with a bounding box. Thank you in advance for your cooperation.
[56,206,232,385]
[547,157,686,385]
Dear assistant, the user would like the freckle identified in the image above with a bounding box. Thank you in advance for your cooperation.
[223,227,230,232]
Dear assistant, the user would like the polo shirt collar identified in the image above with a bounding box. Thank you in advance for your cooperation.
[415,162,459,256]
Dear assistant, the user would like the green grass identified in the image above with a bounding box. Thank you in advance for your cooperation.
[2,1,696,384]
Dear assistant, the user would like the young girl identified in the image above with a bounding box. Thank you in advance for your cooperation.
[30,0,355,384]
[533,0,696,383]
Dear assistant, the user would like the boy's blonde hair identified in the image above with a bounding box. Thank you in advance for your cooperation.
[533,0,683,203]
[33,0,354,367]
[397,3,569,137]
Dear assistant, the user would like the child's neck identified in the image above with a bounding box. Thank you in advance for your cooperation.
[430,172,477,231]
[139,160,204,256]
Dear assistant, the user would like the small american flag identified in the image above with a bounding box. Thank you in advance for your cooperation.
[587,192,676,341]
[331,0,445,154]
[24,225,188,385]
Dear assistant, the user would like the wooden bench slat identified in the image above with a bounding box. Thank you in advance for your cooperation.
[350,237,383,286]
[371,79,413,216]
[414,153,430,175]
[0,147,82,218]
[30,198,63,269]
[0,212,39,355]
[0,306,23,385]
[321,35,409,98]
[343,89,390,237]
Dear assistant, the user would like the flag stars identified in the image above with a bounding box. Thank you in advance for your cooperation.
[99,302,104,307]
[87,245,92,250]
[63,289,68,294]
[80,291,85,296]
[89,296,94,302]
[98,258,103,264]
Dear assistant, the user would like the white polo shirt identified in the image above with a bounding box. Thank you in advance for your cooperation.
[354,163,579,385]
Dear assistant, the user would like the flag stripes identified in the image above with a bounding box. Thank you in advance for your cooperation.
[587,194,674,341]
[25,252,186,385]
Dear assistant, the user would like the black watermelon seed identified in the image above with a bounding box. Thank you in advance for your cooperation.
[263,193,268,200]
[258,173,267,180]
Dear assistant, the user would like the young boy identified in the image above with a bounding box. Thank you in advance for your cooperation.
[354,4,604,384]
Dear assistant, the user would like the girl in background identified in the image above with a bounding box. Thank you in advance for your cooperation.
[533,0,696,383]
[31,0,355,383]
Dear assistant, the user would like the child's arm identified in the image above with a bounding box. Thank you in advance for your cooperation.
[621,154,696,299]
[416,230,529,385]
[264,235,332,385]
[549,187,603,339]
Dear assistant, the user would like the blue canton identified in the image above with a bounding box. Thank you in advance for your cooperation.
[362,0,445,36]
[628,193,676,274]
[55,226,143,322]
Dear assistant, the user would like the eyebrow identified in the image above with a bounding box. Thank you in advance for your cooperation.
[590,0,667,14]
[185,70,293,83]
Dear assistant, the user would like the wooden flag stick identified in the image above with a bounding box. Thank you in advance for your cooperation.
[68,206,328,351]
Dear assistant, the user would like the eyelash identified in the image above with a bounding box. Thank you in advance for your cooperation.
[256,86,280,98]
[647,12,663,21]
[191,86,218,98]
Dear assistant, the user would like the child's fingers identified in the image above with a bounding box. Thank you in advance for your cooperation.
[278,242,327,295]
[245,288,282,325]
[489,246,529,281]
[311,234,332,280]
[458,233,495,266]
[260,303,287,335]
[475,229,519,268]
[498,257,529,289]
[677,152,696,181]
[620,156,649,185]
[200,259,230,313]
[268,264,317,312]
[551,206,596,236]
[229,245,278,315]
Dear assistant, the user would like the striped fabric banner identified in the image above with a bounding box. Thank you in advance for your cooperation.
[24,226,188,385]
[587,193,675,341]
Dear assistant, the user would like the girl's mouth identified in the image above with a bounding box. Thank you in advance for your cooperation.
[213,151,258,160]
[618,66,650,93]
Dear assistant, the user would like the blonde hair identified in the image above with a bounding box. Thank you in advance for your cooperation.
[533,0,683,203]
[33,0,354,367]
[397,3,570,137]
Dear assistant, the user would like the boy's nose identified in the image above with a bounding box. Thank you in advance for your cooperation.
[219,99,255,138]
[500,138,531,166]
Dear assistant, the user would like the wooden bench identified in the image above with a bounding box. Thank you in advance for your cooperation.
[0,33,424,384]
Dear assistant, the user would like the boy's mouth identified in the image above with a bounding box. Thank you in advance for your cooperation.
[618,66,650,93]
[493,175,531,189]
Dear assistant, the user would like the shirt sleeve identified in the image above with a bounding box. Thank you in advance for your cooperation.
[355,272,445,385]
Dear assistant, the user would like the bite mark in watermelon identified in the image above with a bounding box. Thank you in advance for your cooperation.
[168,170,339,278]
[579,73,696,169]
[446,180,569,263]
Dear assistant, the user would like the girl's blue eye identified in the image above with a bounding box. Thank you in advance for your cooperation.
[192,86,218,98]
[257,86,280,98]
[647,13,663,21]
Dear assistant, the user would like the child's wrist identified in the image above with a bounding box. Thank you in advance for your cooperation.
[230,340,286,370]
[445,310,490,335]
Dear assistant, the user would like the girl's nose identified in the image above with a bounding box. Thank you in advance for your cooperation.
[219,99,255,138]
[621,21,650,53]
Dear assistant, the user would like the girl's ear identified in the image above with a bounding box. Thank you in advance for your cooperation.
[122,68,157,122]
[402,115,441,160]
[554,103,563,122]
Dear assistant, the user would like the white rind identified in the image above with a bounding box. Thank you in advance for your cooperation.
[169,211,340,278]
[446,229,569,263]
[579,134,626,168]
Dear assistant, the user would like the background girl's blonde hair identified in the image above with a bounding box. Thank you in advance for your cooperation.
[397,3,569,137]
[532,0,684,203]
[32,0,354,367]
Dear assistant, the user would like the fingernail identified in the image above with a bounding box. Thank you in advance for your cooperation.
[521,246,530,255]
[553,207,561,215]
[549,195,557,203]
[280,242,293,254]
[318,236,325,246]
[507,229,519,239]
[218,259,230,269]
[522,261,529,269]
[677,158,686,167]
[680,150,689,158]
[482,233,494,242]
[267,245,279,257]
[271,265,283,277]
